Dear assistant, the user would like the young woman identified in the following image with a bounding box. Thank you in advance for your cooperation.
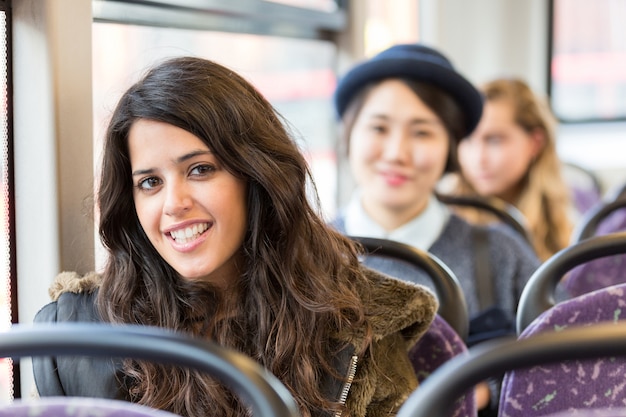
[32,56,438,417]
[332,43,539,335]
[454,78,575,260]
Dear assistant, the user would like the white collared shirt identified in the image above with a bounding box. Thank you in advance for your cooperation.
[343,190,450,251]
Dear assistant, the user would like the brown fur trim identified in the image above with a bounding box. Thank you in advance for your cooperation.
[364,269,438,341]
[340,267,438,351]
[48,271,102,301]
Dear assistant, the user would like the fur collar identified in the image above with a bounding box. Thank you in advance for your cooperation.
[343,266,438,350]
[49,271,102,301]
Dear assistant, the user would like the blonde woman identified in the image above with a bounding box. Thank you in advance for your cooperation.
[454,78,575,260]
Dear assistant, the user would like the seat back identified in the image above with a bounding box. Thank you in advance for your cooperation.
[349,235,469,340]
[499,283,626,417]
[436,193,533,245]
[561,161,603,216]
[3,323,300,417]
[560,181,626,298]
[562,232,626,298]
[395,323,626,417]
[0,397,180,417]
[409,314,476,417]
[516,231,626,334]
[530,408,626,417]
[570,197,626,243]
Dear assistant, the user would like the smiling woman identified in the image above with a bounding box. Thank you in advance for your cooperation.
[128,120,248,290]
[30,56,438,417]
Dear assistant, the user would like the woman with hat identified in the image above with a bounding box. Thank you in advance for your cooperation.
[330,42,541,413]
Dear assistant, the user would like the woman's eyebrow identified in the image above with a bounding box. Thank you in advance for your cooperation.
[175,149,213,164]
[131,150,213,177]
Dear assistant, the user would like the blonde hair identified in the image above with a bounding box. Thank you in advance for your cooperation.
[454,78,573,260]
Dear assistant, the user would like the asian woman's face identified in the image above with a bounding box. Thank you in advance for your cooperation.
[348,79,450,226]
[129,119,248,291]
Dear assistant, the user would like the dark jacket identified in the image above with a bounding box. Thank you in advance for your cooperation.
[33,268,438,417]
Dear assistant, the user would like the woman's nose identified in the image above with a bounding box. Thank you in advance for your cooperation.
[163,184,192,216]
[382,133,410,162]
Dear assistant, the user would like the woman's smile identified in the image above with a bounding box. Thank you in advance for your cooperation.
[165,221,212,250]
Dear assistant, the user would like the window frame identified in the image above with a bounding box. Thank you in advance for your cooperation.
[92,0,348,39]
[0,0,17,398]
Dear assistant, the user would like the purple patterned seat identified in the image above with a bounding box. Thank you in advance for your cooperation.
[536,408,626,417]
[571,185,603,217]
[0,397,180,417]
[564,209,626,298]
[499,283,626,417]
[561,161,603,217]
[409,314,477,417]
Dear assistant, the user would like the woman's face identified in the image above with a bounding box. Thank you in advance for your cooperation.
[348,79,450,226]
[129,119,248,291]
[458,99,542,202]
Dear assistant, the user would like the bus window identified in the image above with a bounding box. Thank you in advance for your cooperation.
[92,24,338,242]
[551,0,626,122]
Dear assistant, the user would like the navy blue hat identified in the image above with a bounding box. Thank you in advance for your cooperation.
[333,43,483,137]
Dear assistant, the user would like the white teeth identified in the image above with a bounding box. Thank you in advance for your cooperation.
[170,223,209,244]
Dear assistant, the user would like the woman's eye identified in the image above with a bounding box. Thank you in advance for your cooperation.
[486,135,503,145]
[190,164,215,177]
[138,177,161,190]
[370,125,387,134]
[412,130,430,137]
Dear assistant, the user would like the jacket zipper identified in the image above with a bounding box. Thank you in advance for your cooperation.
[334,355,358,417]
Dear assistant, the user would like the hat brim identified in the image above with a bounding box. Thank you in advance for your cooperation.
[334,57,484,137]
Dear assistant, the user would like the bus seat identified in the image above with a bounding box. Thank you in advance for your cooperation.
[570,192,626,244]
[409,314,476,417]
[516,231,626,334]
[528,408,626,417]
[394,323,626,417]
[561,161,603,216]
[348,235,469,341]
[562,243,626,298]
[499,283,626,417]
[436,192,533,246]
[561,186,626,298]
[0,396,180,417]
[2,323,300,417]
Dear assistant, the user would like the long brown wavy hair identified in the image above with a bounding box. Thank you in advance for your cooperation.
[96,56,370,417]
[454,78,573,260]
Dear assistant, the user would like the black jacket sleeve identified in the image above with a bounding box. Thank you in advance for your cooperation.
[32,291,125,399]
[32,302,66,396]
